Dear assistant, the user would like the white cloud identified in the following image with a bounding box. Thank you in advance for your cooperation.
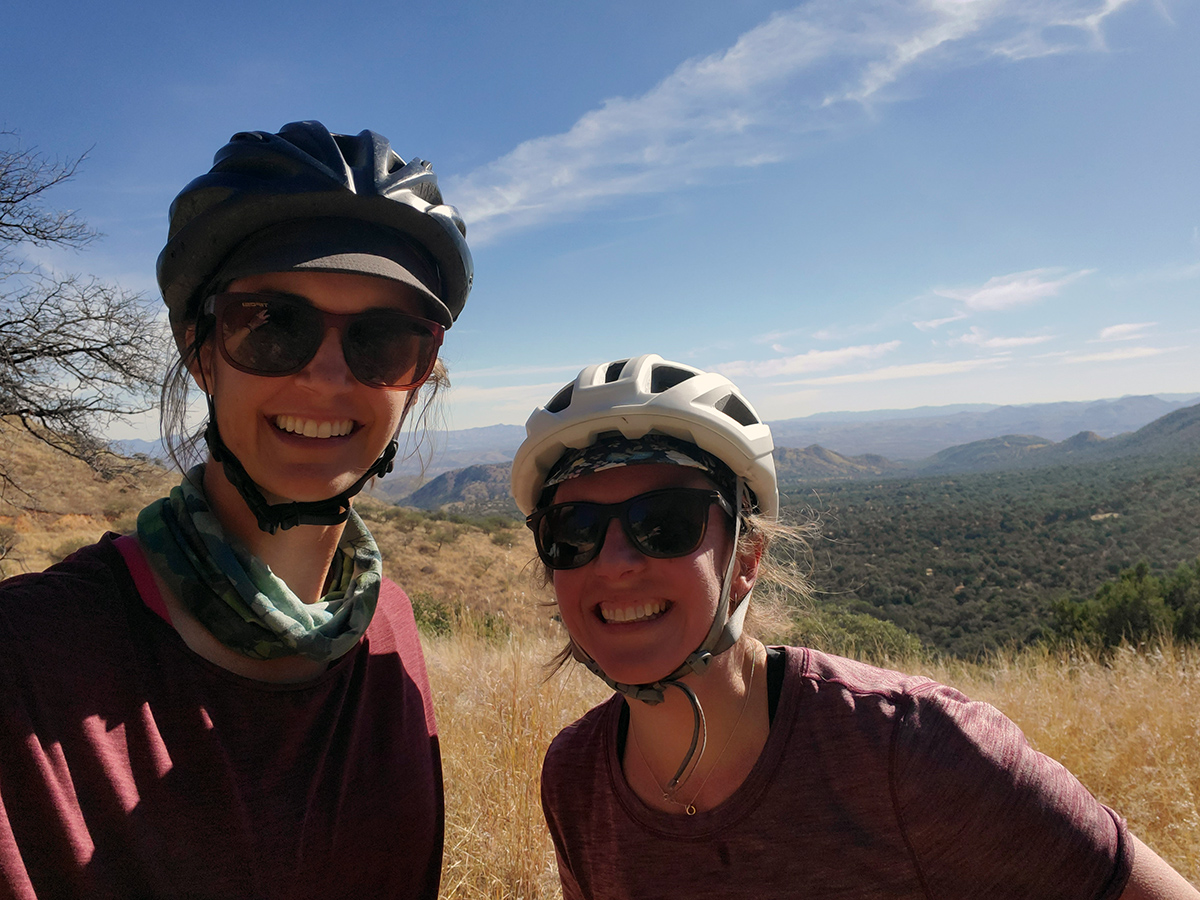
[1097,322,1156,341]
[933,267,1094,312]
[1063,345,1173,363]
[715,340,900,378]
[448,1,1138,241]
[914,312,969,331]
[791,356,1006,386]
[953,326,1054,349]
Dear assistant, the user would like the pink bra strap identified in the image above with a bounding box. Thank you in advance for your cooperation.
[113,534,173,625]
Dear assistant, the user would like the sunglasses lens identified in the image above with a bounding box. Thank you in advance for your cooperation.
[533,489,722,570]
[535,503,604,569]
[220,296,321,375]
[344,312,441,388]
[214,294,443,389]
[626,492,708,558]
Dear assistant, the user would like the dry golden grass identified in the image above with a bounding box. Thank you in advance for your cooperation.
[426,631,609,899]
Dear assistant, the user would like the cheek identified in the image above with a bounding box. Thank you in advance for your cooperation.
[551,572,591,624]
[377,390,415,437]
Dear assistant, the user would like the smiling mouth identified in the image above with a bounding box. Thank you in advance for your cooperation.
[274,415,355,439]
[598,600,668,624]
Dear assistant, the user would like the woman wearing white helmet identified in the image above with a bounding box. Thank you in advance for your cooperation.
[0,122,471,898]
[512,354,1196,900]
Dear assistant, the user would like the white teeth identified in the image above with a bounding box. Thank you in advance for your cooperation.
[275,416,354,438]
[600,601,664,624]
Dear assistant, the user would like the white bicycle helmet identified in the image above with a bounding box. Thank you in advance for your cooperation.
[511,354,777,519]
[512,355,780,790]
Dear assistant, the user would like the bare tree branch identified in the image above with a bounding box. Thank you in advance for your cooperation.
[0,131,95,250]
[0,132,170,496]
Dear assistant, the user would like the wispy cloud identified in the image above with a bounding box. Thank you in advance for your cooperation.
[1097,322,1156,341]
[953,326,1054,349]
[449,1,1137,241]
[933,267,1094,312]
[914,312,968,331]
[1063,345,1174,363]
[715,340,900,378]
[791,356,1006,386]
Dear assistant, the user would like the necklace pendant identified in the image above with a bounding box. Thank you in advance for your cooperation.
[685,804,697,816]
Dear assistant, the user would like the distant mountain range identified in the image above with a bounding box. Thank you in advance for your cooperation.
[767,394,1200,460]
[110,393,1200,512]
[400,400,1200,516]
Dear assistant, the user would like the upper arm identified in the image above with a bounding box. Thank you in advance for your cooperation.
[1119,835,1200,900]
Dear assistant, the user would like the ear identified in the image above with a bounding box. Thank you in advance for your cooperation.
[731,532,765,603]
[185,324,215,393]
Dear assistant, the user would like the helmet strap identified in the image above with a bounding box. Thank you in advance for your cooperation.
[202,394,399,534]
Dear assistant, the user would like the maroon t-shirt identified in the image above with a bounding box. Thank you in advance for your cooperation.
[542,647,1132,900]
[0,534,442,900]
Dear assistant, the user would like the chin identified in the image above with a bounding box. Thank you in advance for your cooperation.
[586,651,682,687]
[256,471,363,505]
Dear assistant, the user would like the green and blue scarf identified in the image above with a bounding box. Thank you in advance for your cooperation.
[137,466,381,662]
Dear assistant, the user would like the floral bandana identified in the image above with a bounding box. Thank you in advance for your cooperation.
[543,433,739,500]
[136,465,382,662]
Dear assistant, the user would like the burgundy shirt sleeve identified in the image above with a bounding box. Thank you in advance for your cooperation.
[889,681,1132,899]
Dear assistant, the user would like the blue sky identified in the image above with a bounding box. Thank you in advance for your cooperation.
[4,0,1197,438]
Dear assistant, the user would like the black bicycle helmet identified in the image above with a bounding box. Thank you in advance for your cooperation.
[157,121,473,533]
[157,120,473,349]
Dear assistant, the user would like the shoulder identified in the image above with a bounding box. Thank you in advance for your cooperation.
[1,533,128,598]
[780,646,953,738]
[0,534,136,636]
[365,576,438,733]
[543,695,620,790]
[790,645,943,700]
[0,534,159,712]
[783,645,1018,766]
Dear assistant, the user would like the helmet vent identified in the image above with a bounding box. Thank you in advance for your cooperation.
[651,365,697,394]
[545,384,574,413]
[713,392,758,426]
[604,360,629,383]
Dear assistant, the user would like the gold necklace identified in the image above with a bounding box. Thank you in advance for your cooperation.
[631,648,758,816]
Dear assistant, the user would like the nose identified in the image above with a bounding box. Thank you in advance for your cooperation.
[590,517,645,576]
[297,325,355,388]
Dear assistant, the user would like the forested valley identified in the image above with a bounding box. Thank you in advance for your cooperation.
[787,449,1200,657]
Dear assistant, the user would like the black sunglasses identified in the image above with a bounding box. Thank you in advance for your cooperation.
[204,292,445,390]
[527,488,735,571]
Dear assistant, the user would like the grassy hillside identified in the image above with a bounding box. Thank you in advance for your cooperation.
[0,420,177,577]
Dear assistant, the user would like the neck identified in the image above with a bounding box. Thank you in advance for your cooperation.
[200,457,345,604]
[624,637,769,815]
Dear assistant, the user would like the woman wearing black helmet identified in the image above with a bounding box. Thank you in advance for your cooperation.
[0,122,471,898]
[512,355,1197,900]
